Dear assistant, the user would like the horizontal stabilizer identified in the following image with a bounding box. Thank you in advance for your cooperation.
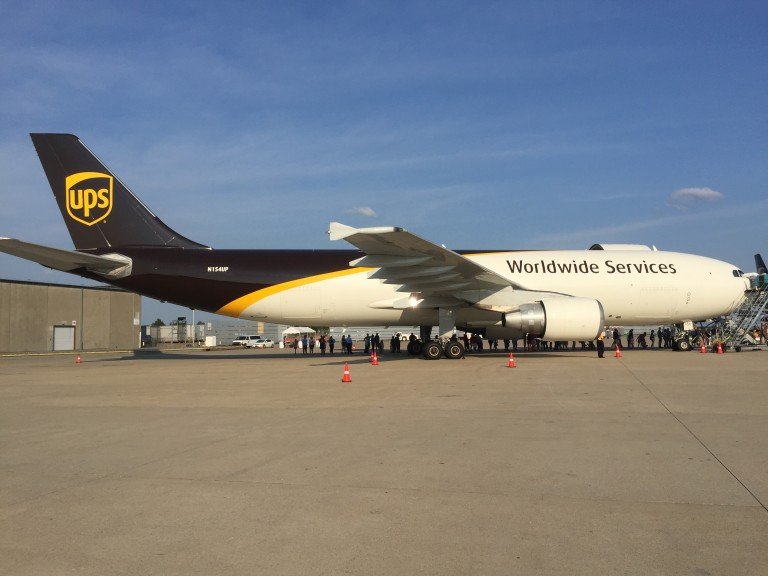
[0,238,132,278]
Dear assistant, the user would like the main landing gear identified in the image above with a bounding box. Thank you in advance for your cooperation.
[410,338,466,360]
[442,340,466,359]
[407,340,423,355]
[423,340,444,360]
[408,326,466,360]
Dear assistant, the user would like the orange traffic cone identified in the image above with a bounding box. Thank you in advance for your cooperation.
[614,346,622,358]
[341,363,352,382]
[372,352,379,366]
[700,343,707,354]
[716,342,724,354]
[507,352,516,368]
[75,354,82,364]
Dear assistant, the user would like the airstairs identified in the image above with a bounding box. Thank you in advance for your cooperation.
[717,280,768,350]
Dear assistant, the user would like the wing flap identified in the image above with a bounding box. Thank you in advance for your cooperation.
[329,222,512,299]
[368,265,456,280]
[350,254,432,267]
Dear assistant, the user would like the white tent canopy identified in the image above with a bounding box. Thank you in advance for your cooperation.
[282,326,316,336]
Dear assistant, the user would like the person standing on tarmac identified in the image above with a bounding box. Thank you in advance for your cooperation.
[328,335,335,354]
[345,334,353,354]
[612,328,622,350]
[596,331,606,358]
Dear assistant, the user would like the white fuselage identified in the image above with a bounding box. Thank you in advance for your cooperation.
[231,250,749,328]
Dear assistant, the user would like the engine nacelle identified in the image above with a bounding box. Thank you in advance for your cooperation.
[498,297,605,341]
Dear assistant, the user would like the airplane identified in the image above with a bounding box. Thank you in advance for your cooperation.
[0,133,752,359]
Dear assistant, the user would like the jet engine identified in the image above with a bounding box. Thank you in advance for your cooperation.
[485,297,604,341]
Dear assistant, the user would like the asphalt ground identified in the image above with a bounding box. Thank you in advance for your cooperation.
[1,347,767,575]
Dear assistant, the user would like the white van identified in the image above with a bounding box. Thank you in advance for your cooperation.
[231,335,260,347]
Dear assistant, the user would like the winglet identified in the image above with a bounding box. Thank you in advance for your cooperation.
[328,222,401,242]
[328,222,357,241]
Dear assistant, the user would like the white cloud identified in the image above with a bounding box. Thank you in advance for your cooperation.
[667,187,724,209]
[345,206,377,218]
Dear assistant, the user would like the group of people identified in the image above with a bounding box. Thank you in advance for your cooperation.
[750,320,768,344]
[693,319,768,348]
[610,327,674,350]
[595,326,674,357]
[284,323,705,359]
[751,319,768,344]
[460,333,516,352]
[363,333,383,355]
[290,333,356,355]
[362,333,406,354]
[291,334,326,354]
[289,332,409,356]
[562,327,674,352]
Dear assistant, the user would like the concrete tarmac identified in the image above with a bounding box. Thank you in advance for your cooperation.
[1,347,767,575]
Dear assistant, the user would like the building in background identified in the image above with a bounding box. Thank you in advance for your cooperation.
[0,279,141,353]
[146,319,286,346]
[143,318,420,348]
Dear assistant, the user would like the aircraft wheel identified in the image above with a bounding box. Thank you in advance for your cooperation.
[423,340,443,360]
[407,341,423,355]
[443,341,465,359]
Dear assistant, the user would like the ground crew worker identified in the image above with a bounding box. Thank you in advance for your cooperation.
[596,331,605,358]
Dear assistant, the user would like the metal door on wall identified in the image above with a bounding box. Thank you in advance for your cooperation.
[53,326,75,351]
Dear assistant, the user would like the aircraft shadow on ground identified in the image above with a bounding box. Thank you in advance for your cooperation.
[116,351,417,363]
[105,350,608,363]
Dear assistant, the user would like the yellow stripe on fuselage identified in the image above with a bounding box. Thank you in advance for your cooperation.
[216,267,370,317]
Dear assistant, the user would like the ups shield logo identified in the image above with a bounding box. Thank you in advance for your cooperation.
[65,172,113,226]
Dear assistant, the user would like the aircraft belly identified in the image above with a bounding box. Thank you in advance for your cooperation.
[238,272,431,326]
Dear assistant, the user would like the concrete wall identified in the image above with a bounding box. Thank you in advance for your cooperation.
[0,280,141,353]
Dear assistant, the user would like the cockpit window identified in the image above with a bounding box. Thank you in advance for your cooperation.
[732,270,744,277]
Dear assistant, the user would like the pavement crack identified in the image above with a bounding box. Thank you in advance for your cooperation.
[621,363,768,515]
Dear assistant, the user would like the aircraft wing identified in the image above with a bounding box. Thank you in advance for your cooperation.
[0,238,132,277]
[329,222,516,305]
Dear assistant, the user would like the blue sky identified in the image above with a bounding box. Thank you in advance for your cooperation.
[1,0,766,323]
